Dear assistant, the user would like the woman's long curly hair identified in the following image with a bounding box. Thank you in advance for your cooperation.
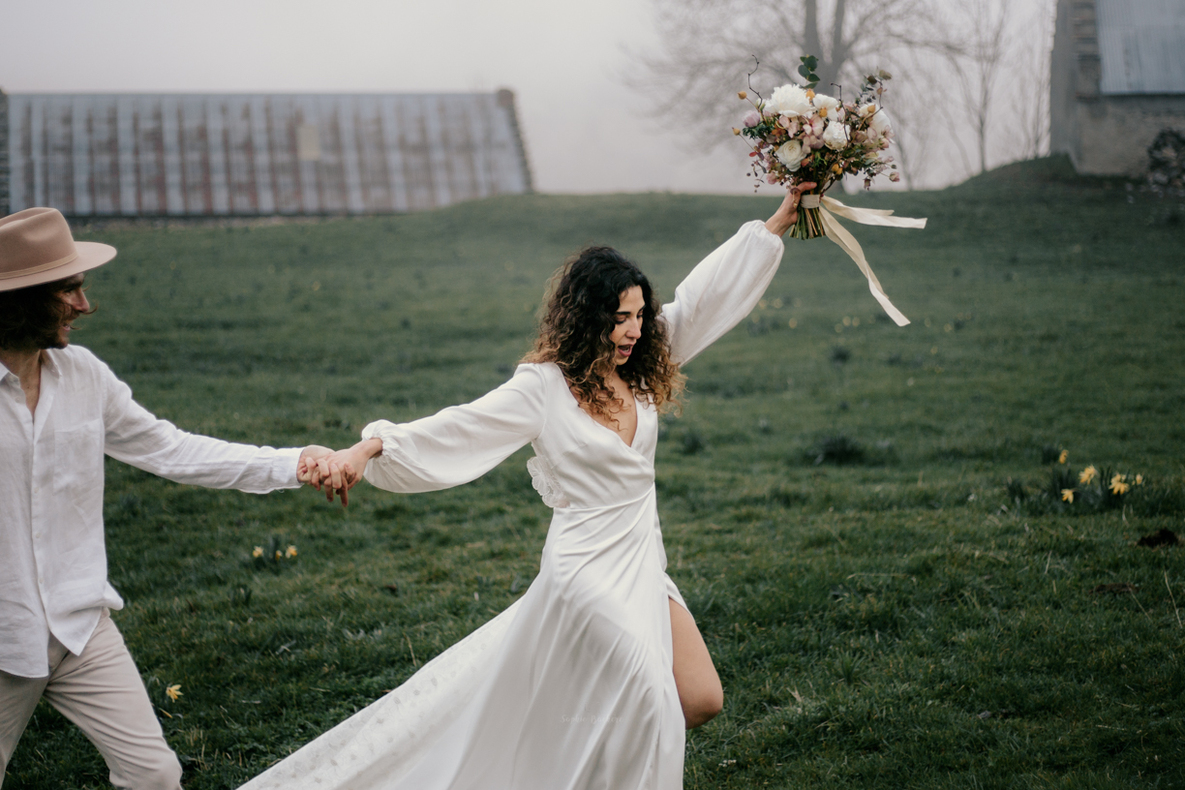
[523,245,683,420]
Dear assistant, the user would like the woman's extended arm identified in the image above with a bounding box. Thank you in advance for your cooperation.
[307,364,548,504]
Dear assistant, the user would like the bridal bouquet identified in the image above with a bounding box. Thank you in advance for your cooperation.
[732,57,924,326]
[734,62,897,238]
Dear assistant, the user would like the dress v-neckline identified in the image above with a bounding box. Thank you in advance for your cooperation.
[567,387,642,451]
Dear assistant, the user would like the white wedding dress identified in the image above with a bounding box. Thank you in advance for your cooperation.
[239,220,784,790]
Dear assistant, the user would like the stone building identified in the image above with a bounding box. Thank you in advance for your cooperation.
[0,90,532,218]
[1050,0,1185,177]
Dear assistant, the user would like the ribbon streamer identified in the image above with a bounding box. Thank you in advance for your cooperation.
[799,193,926,327]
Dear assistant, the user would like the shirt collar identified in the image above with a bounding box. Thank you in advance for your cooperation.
[40,350,62,379]
[0,350,61,384]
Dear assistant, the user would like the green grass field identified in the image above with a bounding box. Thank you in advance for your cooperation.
[7,157,1185,789]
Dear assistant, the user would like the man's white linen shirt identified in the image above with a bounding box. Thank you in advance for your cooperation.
[1,345,301,678]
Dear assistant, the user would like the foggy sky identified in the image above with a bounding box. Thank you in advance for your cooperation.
[0,0,752,194]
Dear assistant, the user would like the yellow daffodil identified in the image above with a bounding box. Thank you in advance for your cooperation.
[1135,474,1144,486]
[166,684,182,701]
[1079,466,1097,485]
[285,545,298,558]
[1058,449,1068,464]
[252,546,263,558]
[274,550,283,560]
[1110,474,1130,495]
[1061,489,1075,503]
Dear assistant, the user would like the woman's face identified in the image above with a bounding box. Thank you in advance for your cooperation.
[610,286,645,366]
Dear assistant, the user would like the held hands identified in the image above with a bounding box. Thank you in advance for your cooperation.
[297,445,333,481]
[765,181,818,237]
[297,443,356,507]
[299,438,383,507]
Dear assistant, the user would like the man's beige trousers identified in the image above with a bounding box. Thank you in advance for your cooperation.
[0,610,183,789]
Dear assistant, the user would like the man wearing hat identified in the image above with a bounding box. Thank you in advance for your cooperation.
[0,208,331,789]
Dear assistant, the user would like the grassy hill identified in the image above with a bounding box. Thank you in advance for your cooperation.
[8,157,1185,788]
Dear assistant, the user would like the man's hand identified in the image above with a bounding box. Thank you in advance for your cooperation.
[297,445,333,483]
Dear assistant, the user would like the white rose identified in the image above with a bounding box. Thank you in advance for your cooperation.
[813,94,840,115]
[768,84,813,118]
[775,139,807,171]
[868,108,892,137]
[822,120,849,150]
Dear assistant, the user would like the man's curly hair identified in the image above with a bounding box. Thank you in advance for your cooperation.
[0,277,94,351]
[523,245,683,421]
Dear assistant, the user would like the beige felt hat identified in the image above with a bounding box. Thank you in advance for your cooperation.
[0,208,117,293]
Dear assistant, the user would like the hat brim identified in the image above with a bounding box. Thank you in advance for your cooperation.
[0,241,117,293]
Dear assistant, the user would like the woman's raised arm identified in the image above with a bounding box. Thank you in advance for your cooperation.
[661,182,815,366]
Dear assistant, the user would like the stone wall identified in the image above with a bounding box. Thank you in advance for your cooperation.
[1072,94,1185,176]
[1050,0,1185,177]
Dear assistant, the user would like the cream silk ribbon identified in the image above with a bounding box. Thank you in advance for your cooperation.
[799,193,925,327]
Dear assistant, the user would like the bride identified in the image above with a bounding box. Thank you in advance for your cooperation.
[247,184,813,790]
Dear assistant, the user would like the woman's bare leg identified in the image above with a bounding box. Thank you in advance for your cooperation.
[669,599,723,729]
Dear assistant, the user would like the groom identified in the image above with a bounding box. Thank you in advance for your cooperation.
[0,207,332,789]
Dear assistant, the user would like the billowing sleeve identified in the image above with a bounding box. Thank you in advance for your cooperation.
[661,219,785,366]
[360,363,548,494]
[99,362,300,494]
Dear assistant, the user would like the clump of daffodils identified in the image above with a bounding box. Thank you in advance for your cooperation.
[1045,454,1146,512]
[251,537,299,567]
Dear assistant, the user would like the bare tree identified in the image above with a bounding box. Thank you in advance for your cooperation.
[1013,1,1055,160]
[628,0,949,154]
[931,0,1056,177]
[940,0,1013,174]
[879,53,945,189]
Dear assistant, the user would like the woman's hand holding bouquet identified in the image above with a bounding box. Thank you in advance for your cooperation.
[733,58,925,326]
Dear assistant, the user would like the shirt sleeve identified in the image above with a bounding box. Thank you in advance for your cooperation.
[360,364,548,494]
[100,366,301,494]
[660,219,785,366]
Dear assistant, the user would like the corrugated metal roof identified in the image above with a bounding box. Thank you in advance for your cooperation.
[1096,0,1185,94]
[2,92,532,217]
